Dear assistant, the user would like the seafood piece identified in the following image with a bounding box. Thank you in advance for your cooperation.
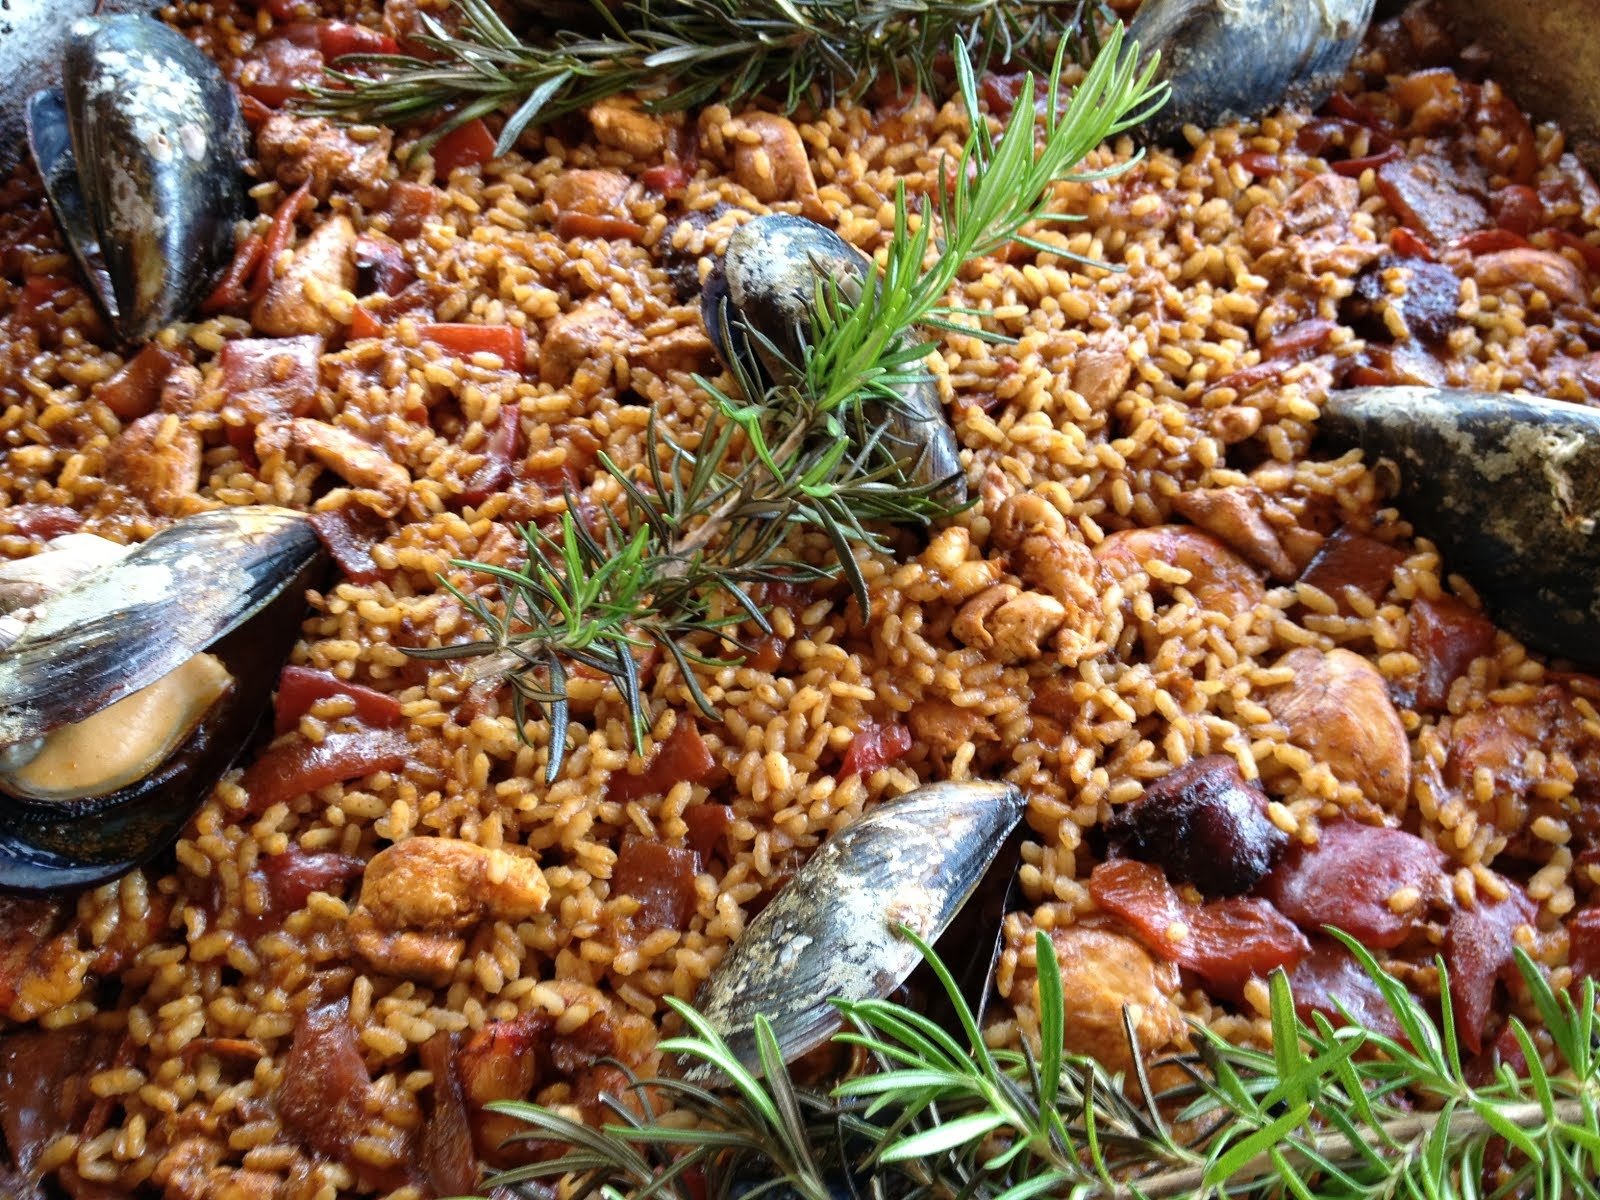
[1320,387,1600,669]
[0,507,324,894]
[686,780,1024,1079]
[703,213,966,499]
[24,15,248,344]
[1128,0,1375,144]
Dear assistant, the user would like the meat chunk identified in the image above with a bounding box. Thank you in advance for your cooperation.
[1005,919,1185,1075]
[1069,331,1131,409]
[1445,881,1537,1054]
[1376,153,1489,244]
[1409,593,1497,712]
[253,214,358,337]
[255,112,391,201]
[587,96,670,159]
[349,837,550,985]
[907,697,996,758]
[728,112,819,207]
[988,492,1102,660]
[105,412,201,516]
[1264,647,1411,810]
[1471,248,1588,305]
[1296,526,1406,613]
[952,583,1067,663]
[539,297,632,387]
[546,168,631,218]
[279,418,411,517]
[1171,486,1298,580]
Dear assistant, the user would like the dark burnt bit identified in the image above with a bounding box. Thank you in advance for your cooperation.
[1101,753,1287,897]
[1342,254,1464,345]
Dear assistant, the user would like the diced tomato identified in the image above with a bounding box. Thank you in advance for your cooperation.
[349,305,384,339]
[1445,883,1536,1054]
[553,212,646,241]
[1297,526,1407,613]
[420,323,525,368]
[96,343,184,420]
[1089,859,1310,998]
[308,506,390,584]
[220,335,323,424]
[0,504,81,539]
[1285,936,1405,1039]
[431,118,497,176]
[683,804,733,861]
[239,35,324,108]
[840,720,913,779]
[612,840,700,933]
[317,21,400,58]
[1390,226,1435,261]
[1409,593,1497,712]
[1492,184,1542,237]
[641,162,692,195]
[458,403,523,507]
[1332,144,1402,178]
[1453,228,1529,255]
[1262,820,1444,949]
[202,233,266,313]
[1233,150,1283,178]
[253,178,314,304]
[240,726,410,813]
[384,181,441,239]
[607,720,716,805]
[272,664,403,735]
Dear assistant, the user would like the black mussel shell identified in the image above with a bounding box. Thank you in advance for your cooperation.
[28,14,248,344]
[1321,386,1600,668]
[1130,0,1376,144]
[0,546,321,895]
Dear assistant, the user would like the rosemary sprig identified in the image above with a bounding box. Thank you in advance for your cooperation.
[305,0,1118,158]
[483,928,1600,1200]
[410,29,1165,778]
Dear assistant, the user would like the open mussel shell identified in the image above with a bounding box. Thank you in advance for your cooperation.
[25,14,248,345]
[1321,386,1600,668]
[684,780,1024,1080]
[0,507,326,894]
[705,214,966,500]
[1129,0,1375,144]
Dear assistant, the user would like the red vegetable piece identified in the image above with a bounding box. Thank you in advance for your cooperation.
[252,178,314,304]
[239,34,324,108]
[1089,859,1309,998]
[273,664,403,735]
[641,162,692,195]
[0,1027,117,1179]
[0,505,81,539]
[431,118,497,175]
[1389,227,1435,261]
[418,1033,477,1197]
[1547,229,1600,275]
[1409,593,1497,712]
[553,212,647,241]
[613,840,700,933]
[240,726,409,814]
[1262,820,1444,949]
[308,506,390,584]
[458,403,523,507]
[1285,936,1405,1040]
[840,720,913,780]
[1445,883,1536,1054]
[1233,150,1282,177]
[683,804,733,861]
[318,21,400,58]
[1297,526,1407,614]
[278,1000,379,1163]
[1375,154,1489,245]
[1325,91,1393,133]
[238,95,273,132]
[1453,229,1529,255]
[1332,144,1402,178]
[420,323,525,369]
[95,343,183,420]
[220,335,323,424]
[1492,184,1542,237]
[353,233,414,296]
[1263,318,1338,361]
[607,720,716,805]
[384,181,441,239]
[260,847,364,913]
[979,72,1029,120]
[201,232,265,313]
[1566,907,1600,982]
[349,305,384,339]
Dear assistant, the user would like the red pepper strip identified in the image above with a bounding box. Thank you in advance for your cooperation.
[1390,227,1435,261]
[1232,150,1283,178]
[431,118,497,175]
[240,726,410,814]
[250,178,313,305]
[202,233,265,314]
[459,402,523,506]
[641,162,692,195]
[273,665,403,735]
[840,720,913,779]
[420,323,525,367]
[553,212,646,241]
[1453,228,1530,255]
[349,305,384,339]
[318,22,400,58]
[98,342,184,420]
[1325,90,1394,133]
[1332,144,1403,178]
[238,94,274,132]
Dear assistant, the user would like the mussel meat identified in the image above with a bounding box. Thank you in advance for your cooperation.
[704,213,967,501]
[685,780,1024,1079]
[0,507,325,894]
[23,14,249,345]
[1320,386,1600,669]
[1128,0,1376,144]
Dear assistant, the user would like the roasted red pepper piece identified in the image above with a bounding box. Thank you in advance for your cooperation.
[0,505,81,539]
[308,507,390,584]
[348,305,384,339]
[1453,229,1530,255]
[252,178,314,305]
[272,664,403,734]
[1297,526,1407,613]
[612,840,700,932]
[1445,883,1537,1054]
[431,118,497,175]
[239,33,323,108]
[1285,936,1406,1039]
[1332,144,1403,177]
[1232,150,1283,177]
[607,720,716,805]
[840,720,913,779]
[201,233,265,313]
[420,323,525,368]
[1389,227,1435,261]
[97,342,184,420]
[683,804,734,861]
[458,403,523,507]
[220,335,323,424]
[1409,593,1497,712]
[318,21,400,58]
[240,726,409,813]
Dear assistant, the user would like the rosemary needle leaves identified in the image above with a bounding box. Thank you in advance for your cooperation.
[305,0,1117,158]
[411,30,1165,780]
[485,930,1600,1200]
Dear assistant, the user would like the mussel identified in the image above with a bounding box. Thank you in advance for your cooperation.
[704,213,967,501]
[23,14,248,345]
[685,780,1024,1079]
[1320,386,1600,669]
[1128,0,1376,144]
[0,507,325,894]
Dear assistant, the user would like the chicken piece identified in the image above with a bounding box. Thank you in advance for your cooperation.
[953,583,1067,663]
[283,418,411,517]
[540,297,632,387]
[157,363,204,417]
[255,112,392,202]
[1006,919,1185,1076]
[1171,486,1298,581]
[0,895,90,1022]
[1472,248,1588,305]
[729,112,820,207]
[1280,173,1359,235]
[1070,331,1131,409]
[253,214,358,338]
[902,526,1004,604]
[1265,647,1411,810]
[105,412,201,516]
[1094,526,1265,618]
[587,96,670,159]
[349,837,550,986]
[908,698,996,758]
[545,168,631,217]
